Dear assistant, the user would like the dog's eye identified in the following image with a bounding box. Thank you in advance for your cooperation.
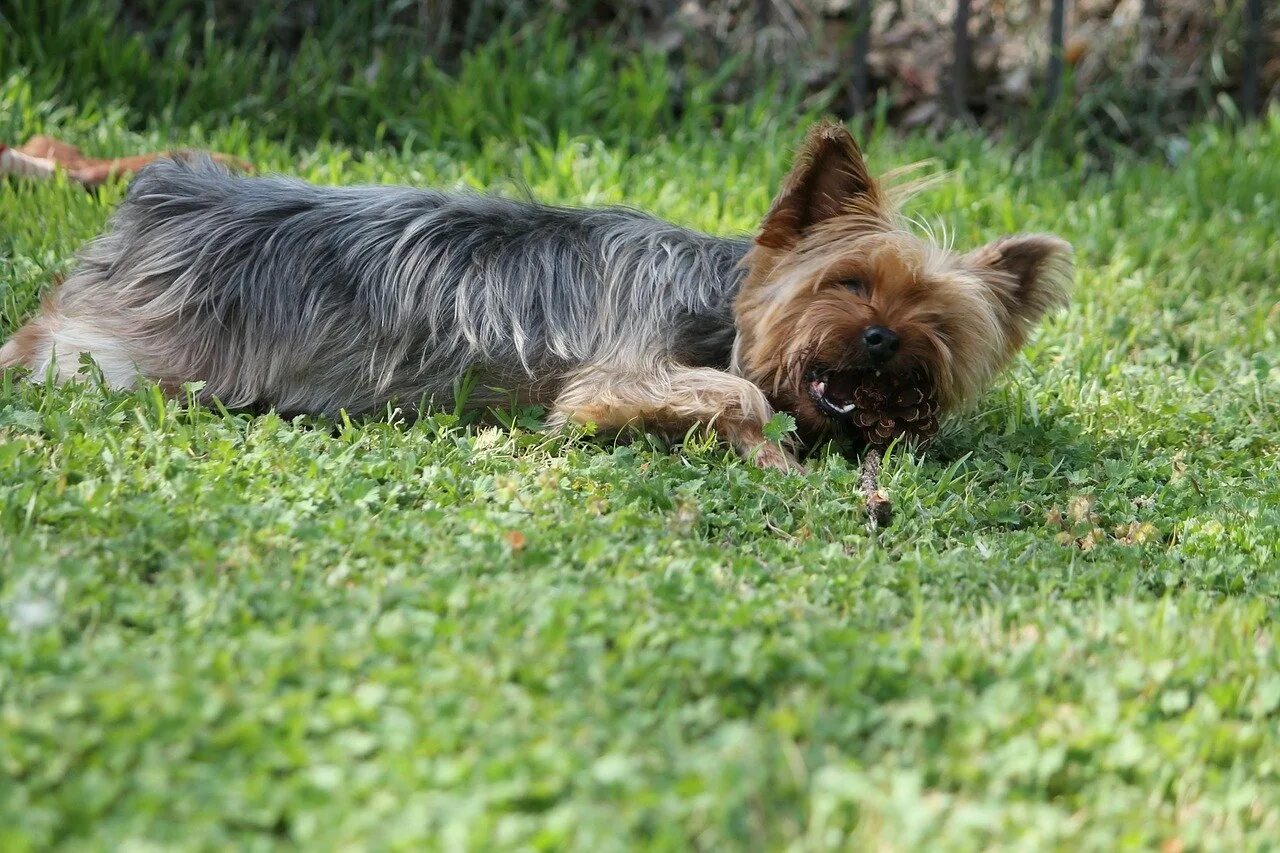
[840,277,869,295]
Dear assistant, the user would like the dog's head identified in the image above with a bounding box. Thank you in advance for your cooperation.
[733,122,1072,444]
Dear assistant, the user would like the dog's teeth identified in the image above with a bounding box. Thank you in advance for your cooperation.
[812,381,826,396]
[835,402,856,414]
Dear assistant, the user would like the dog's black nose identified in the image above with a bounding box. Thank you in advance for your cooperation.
[862,325,900,362]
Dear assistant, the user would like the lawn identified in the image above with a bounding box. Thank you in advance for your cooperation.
[2,19,1280,850]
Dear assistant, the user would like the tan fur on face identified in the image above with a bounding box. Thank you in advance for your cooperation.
[732,121,1073,437]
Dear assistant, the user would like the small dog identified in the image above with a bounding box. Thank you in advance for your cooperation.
[1,122,1071,470]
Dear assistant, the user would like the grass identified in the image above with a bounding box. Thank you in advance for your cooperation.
[3,12,1280,849]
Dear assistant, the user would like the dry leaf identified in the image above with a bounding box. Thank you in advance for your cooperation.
[1079,528,1107,552]
[1114,521,1159,545]
[1067,495,1094,525]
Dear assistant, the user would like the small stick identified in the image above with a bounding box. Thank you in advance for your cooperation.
[861,447,893,528]
[1,137,252,187]
[0,144,57,179]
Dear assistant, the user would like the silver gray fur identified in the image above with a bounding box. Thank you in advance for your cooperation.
[56,157,749,414]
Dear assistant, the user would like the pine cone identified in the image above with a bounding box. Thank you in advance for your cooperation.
[847,371,939,449]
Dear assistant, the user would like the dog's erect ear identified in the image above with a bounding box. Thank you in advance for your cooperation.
[967,234,1074,327]
[756,121,884,251]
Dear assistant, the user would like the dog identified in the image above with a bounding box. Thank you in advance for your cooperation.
[0,122,1072,470]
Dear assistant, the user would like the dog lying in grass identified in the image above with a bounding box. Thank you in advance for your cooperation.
[1,122,1071,470]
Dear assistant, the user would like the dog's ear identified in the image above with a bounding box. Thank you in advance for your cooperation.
[967,234,1074,328]
[756,121,885,251]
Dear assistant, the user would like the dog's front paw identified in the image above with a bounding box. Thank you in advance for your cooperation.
[749,442,805,474]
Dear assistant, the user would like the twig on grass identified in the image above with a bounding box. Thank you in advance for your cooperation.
[861,447,893,529]
[0,136,251,187]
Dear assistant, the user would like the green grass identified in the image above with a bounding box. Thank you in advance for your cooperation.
[3,19,1280,849]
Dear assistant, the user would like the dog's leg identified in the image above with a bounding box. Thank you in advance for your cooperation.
[1,292,140,388]
[549,363,801,472]
[0,318,50,371]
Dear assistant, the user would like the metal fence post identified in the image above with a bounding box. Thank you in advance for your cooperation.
[1046,0,1068,106]
[1241,0,1264,117]
[850,0,873,115]
[950,0,972,118]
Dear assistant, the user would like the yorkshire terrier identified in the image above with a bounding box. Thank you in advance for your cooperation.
[1,122,1072,470]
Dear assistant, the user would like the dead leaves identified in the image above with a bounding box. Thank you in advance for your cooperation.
[1047,495,1159,552]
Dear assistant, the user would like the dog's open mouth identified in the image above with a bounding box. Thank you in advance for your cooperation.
[808,367,916,419]
[807,369,864,418]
